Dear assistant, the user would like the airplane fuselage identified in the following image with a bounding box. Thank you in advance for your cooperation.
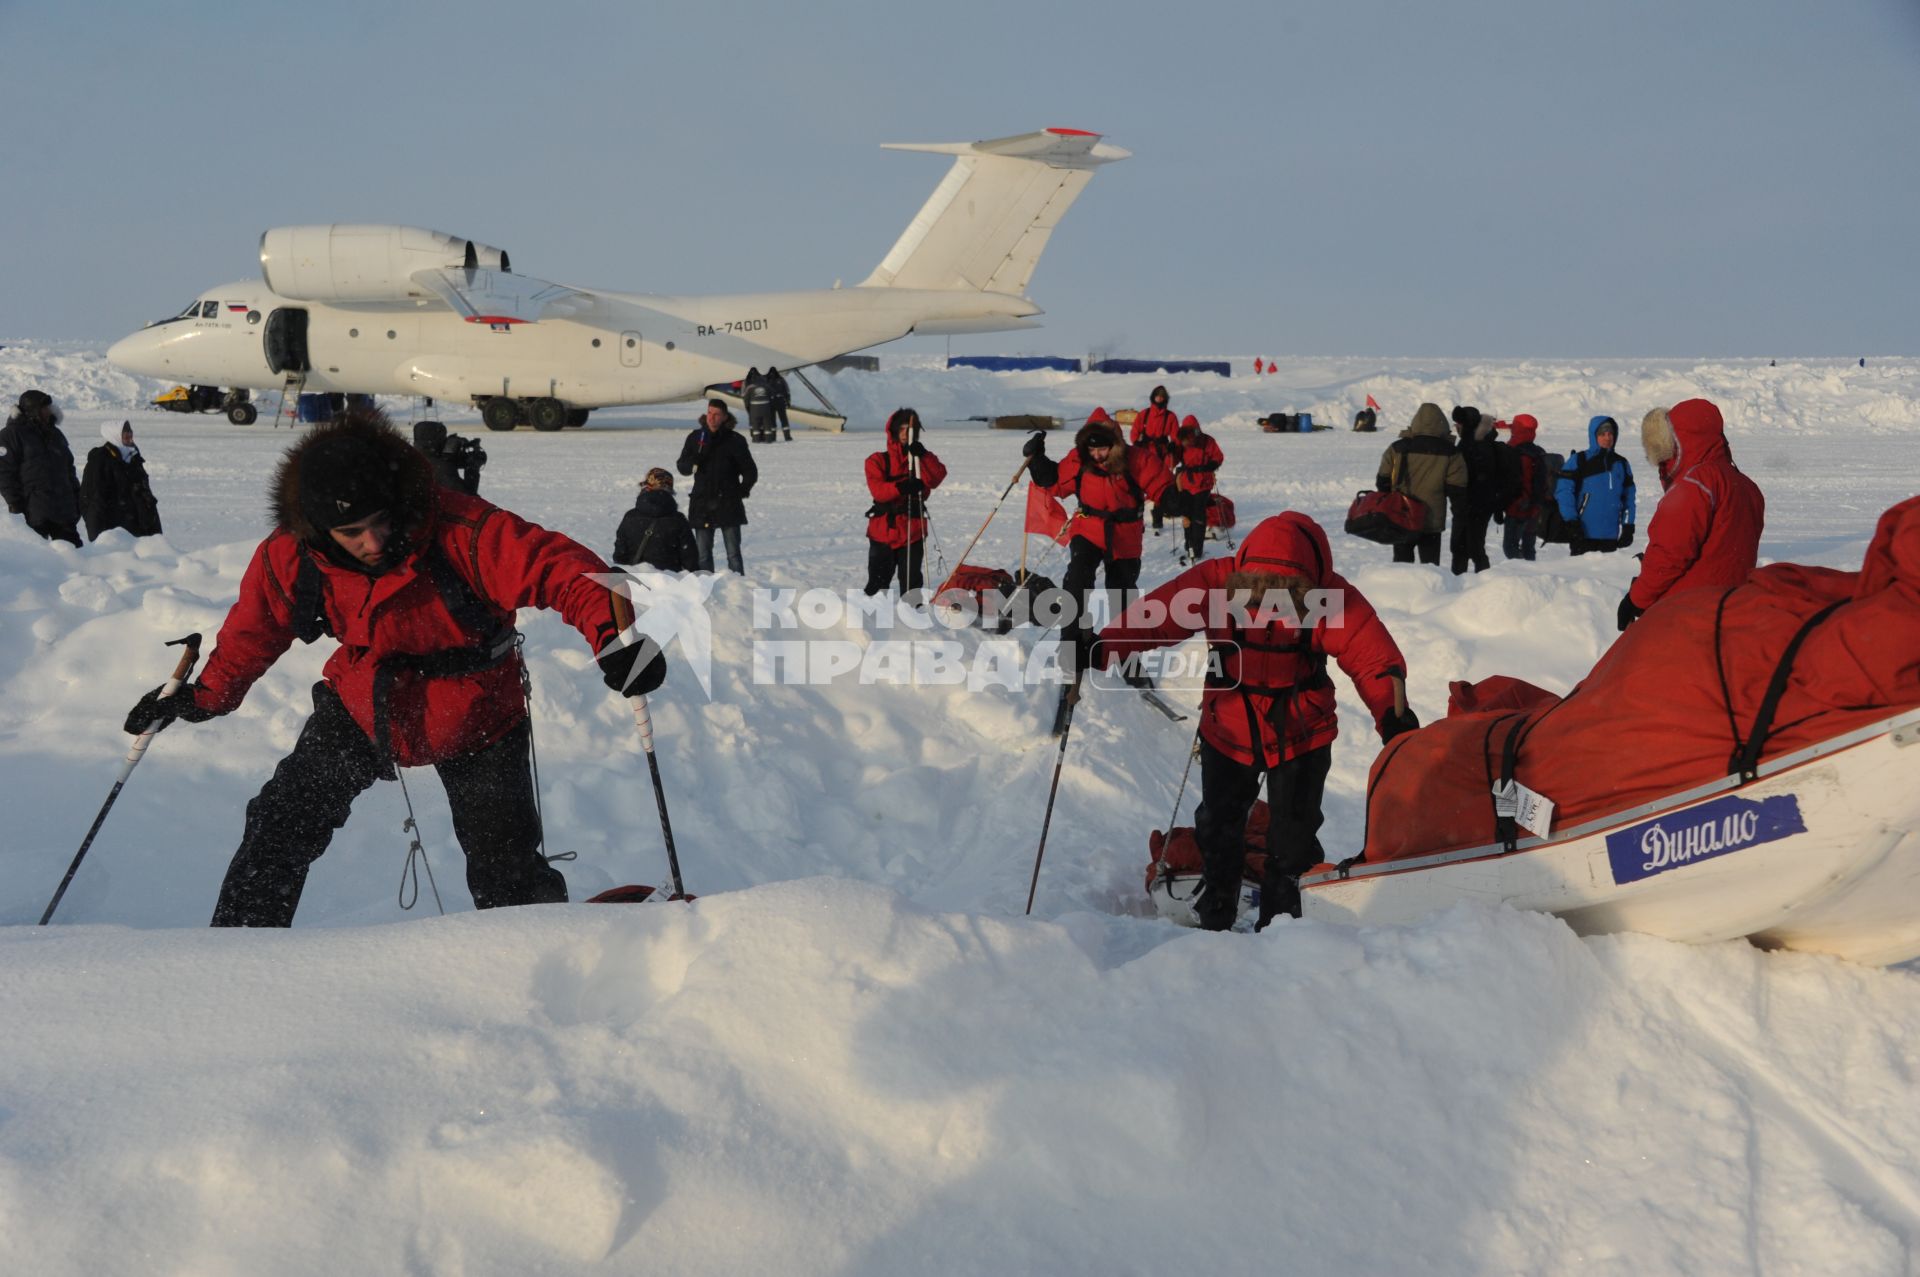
[110,279,1039,409]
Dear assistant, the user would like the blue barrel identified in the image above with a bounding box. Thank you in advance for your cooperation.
[297,393,330,423]
[1297,412,1313,432]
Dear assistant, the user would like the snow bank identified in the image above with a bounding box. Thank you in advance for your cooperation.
[5,886,1919,1275]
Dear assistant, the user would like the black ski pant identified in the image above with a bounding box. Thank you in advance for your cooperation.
[747,405,777,441]
[1192,738,1331,931]
[863,538,927,595]
[1060,535,1141,636]
[1184,515,1207,562]
[1392,531,1442,565]
[210,682,567,927]
[771,403,792,439]
[28,517,81,547]
[1450,507,1493,574]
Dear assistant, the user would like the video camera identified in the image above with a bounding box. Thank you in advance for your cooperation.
[444,433,487,468]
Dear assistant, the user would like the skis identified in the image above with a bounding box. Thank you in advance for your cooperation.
[1050,676,1186,734]
[1136,686,1188,722]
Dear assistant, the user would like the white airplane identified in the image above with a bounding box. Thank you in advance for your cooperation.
[107,127,1128,430]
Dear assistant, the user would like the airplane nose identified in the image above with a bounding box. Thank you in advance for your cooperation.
[107,331,162,377]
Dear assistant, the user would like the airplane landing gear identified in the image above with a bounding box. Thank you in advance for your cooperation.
[528,397,568,432]
[228,402,259,425]
[481,397,523,432]
[565,408,590,428]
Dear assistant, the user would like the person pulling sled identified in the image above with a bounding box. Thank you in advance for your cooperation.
[120,407,666,927]
[1092,512,1419,931]
[1171,414,1224,565]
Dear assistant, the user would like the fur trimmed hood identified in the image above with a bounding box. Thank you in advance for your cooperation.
[1074,409,1126,472]
[271,409,437,547]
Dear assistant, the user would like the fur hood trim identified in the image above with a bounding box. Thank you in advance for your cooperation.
[271,409,436,545]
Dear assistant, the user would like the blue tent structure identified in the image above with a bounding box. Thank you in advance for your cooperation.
[947,355,1083,373]
[1089,358,1231,377]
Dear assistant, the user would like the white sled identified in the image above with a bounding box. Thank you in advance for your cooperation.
[1301,708,1920,966]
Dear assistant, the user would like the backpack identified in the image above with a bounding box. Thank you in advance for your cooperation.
[1536,453,1584,543]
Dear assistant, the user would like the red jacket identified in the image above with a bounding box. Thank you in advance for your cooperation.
[1129,402,1179,455]
[1043,441,1176,560]
[192,422,624,767]
[1174,419,1224,495]
[1099,513,1405,767]
[1629,399,1766,611]
[864,428,948,548]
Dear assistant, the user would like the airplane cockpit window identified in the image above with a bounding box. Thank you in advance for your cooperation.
[200,300,218,318]
[147,300,205,328]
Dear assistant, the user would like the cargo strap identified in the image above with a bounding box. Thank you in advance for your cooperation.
[1726,598,1845,783]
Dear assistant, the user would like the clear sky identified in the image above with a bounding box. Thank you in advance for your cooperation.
[3,0,1916,358]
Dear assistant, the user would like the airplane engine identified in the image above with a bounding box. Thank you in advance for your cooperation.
[259,224,513,303]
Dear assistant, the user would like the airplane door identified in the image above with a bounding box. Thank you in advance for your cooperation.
[620,331,642,368]
[265,308,311,374]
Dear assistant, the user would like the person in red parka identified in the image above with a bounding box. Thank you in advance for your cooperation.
[1172,414,1224,565]
[1617,398,1766,631]
[1096,512,1418,930]
[1129,384,1180,533]
[120,409,665,927]
[863,407,948,596]
[1023,409,1200,639]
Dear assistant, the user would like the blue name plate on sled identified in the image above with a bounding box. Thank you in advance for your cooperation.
[1605,793,1807,885]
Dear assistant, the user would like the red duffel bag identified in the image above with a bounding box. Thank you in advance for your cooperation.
[1344,490,1428,545]
[1206,495,1237,529]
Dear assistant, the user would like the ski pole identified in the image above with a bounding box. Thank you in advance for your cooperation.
[631,693,688,899]
[41,632,202,925]
[947,456,1031,580]
[1025,675,1082,915]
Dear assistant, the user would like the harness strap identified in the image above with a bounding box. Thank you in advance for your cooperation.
[370,542,521,764]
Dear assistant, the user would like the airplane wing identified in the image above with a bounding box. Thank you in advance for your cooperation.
[410,266,588,325]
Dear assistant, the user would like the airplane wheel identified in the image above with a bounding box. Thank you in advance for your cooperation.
[482,398,522,432]
[565,408,590,428]
[529,397,568,432]
[228,403,259,425]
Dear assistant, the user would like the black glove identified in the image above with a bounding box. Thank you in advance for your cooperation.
[123,683,216,735]
[907,440,927,458]
[1492,510,1505,526]
[895,477,926,498]
[1375,475,1391,494]
[1379,706,1420,744]
[1619,524,1635,547]
[1022,431,1049,458]
[598,641,668,695]
[1617,594,1645,632]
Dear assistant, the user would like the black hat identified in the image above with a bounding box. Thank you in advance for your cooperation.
[1451,405,1481,428]
[17,389,51,413]
[298,428,397,532]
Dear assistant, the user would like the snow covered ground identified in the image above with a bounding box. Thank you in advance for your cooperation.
[2,341,1918,1273]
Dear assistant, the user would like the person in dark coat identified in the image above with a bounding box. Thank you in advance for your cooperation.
[118,407,662,927]
[613,468,699,571]
[676,399,757,573]
[1448,405,1502,575]
[0,389,82,545]
[80,419,163,540]
[411,420,486,495]
[742,368,776,444]
[766,366,794,442]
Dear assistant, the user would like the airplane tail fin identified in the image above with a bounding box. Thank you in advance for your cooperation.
[859,127,1129,296]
